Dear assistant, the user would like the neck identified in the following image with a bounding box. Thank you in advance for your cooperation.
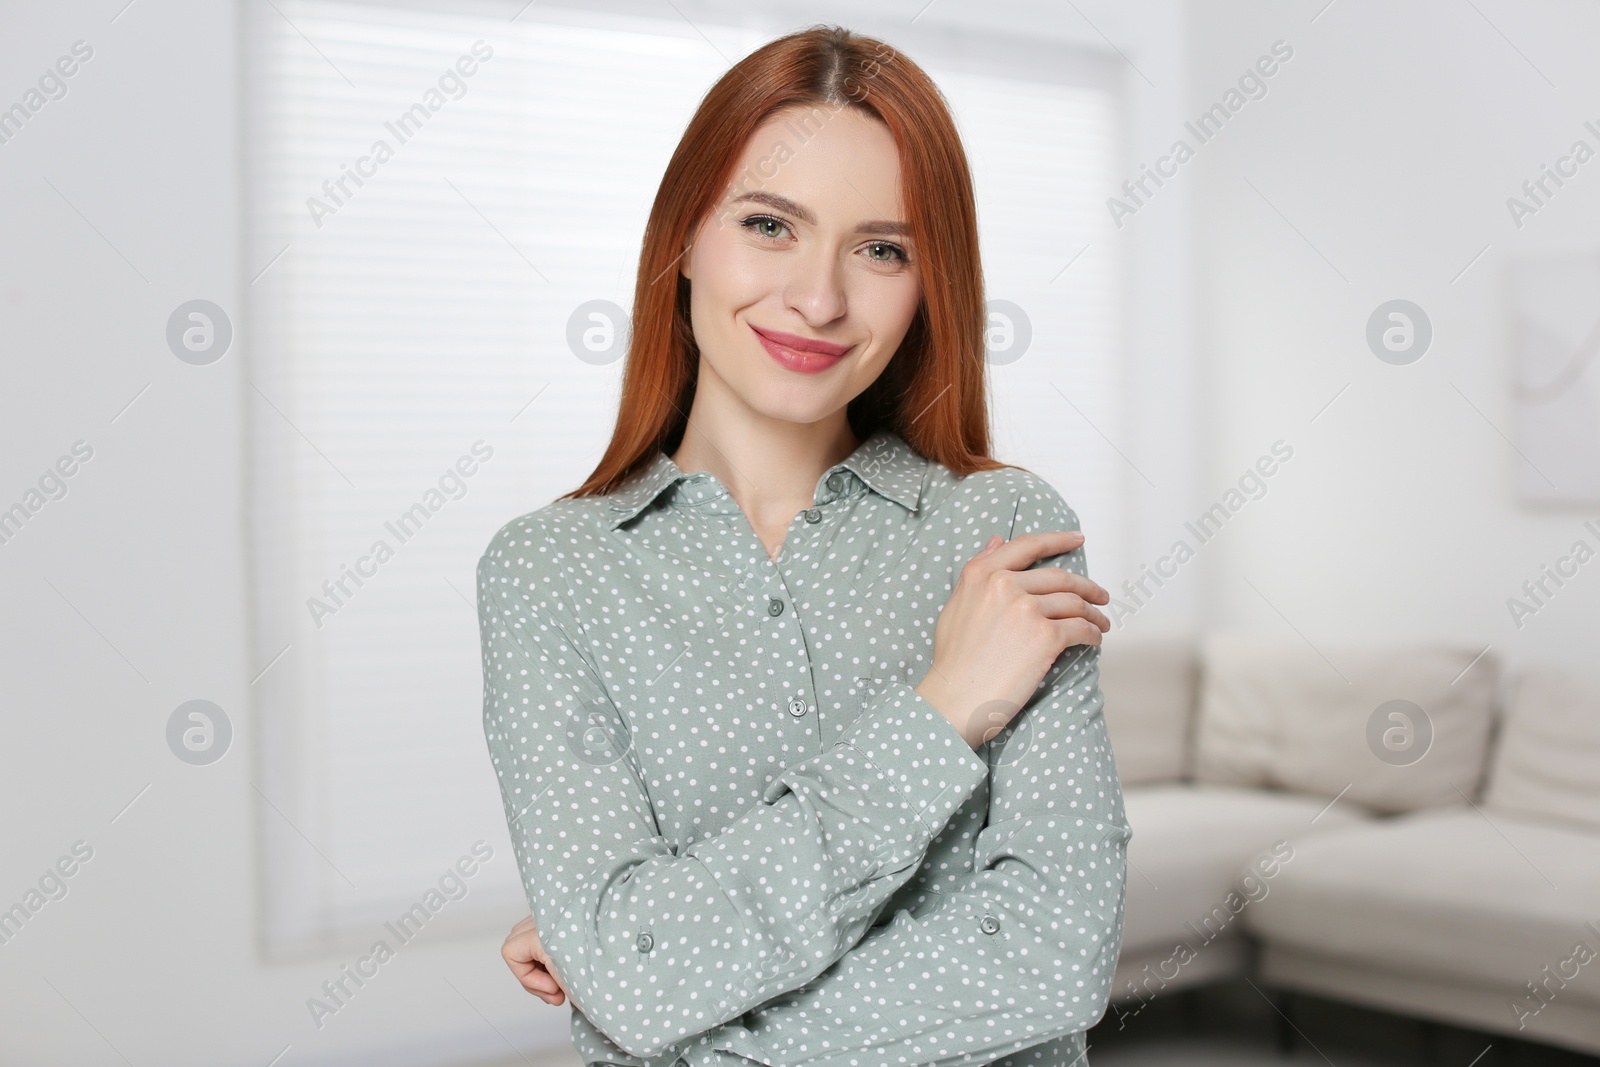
[669,394,860,520]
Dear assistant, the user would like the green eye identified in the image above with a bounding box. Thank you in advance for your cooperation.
[741,215,790,240]
[739,216,911,269]
[865,241,909,264]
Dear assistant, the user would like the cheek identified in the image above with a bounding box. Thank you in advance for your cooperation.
[693,234,778,312]
[859,280,921,352]
[890,283,921,328]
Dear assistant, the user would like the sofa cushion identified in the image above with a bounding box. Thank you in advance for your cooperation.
[1192,632,1497,814]
[1486,662,1600,833]
[1099,630,1197,785]
[1242,808,1600,1008]
[1120,783,1366,958]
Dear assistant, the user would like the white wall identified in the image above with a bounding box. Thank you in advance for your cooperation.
[1184,0,1600,681]
[0,2,1189,1065]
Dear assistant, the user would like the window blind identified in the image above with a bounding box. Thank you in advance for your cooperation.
[245,0,1124,959]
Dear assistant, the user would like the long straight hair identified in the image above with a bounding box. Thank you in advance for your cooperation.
[559,24,1019,501]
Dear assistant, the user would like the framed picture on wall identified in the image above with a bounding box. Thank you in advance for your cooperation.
[1511,248,1600,506]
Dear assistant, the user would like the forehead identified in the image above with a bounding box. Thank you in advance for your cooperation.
[726,104,905,219]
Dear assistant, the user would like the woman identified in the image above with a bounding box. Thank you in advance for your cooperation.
[478,24,1128,1067]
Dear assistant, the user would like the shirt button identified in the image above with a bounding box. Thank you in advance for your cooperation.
[767,597,784,616]
[803,508,821,523]
[788,697,808,717]
[636,931,654,952]
[979,914,1000,935]
[826,473,844,493]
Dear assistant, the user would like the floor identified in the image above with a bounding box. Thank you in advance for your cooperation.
[468,980,1600,1066]
[1087,980,1598,1066]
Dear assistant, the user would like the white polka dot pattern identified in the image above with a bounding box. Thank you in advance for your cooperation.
[477,428,1130,1066]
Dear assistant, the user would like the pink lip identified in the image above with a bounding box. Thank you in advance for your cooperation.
[750,324,853,373]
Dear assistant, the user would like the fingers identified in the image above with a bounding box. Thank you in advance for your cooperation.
[502,914,535,956]
[503,953,537,987]
[1032,591,1111,633]
[502,932,536,967]
[501,915,545,979]
[510,956,568,1002]
[1053,614,1106,648]
[968,530,1085,573]
[1013,566,1108,604]
[501,913,567,1005]
[520,963,559,994]
[523,973,566,1005]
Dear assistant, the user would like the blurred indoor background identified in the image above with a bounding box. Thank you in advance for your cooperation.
[2,1,1597,1064]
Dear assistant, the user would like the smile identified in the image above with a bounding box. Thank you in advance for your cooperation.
[750,324,853,374]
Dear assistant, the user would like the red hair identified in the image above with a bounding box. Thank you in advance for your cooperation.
[559,23,1019,501]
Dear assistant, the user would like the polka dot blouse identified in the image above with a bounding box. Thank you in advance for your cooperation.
[477,427,1130,1067]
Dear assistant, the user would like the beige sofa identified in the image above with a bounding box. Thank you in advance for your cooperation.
[1097,631,1600,1056]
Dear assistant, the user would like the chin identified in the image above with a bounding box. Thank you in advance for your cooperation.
[741,383,842,426]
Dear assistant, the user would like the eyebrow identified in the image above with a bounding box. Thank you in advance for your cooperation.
[731,191,910,238]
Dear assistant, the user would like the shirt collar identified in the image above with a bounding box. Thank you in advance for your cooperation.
[603,427,927,530]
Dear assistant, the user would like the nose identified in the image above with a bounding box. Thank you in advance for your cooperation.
[784,243,847,326]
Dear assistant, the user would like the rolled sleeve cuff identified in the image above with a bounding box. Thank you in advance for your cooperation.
[837,679,989,838]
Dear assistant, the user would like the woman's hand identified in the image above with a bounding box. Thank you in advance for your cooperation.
[501,913,569,1006]
[916,529,1110,750]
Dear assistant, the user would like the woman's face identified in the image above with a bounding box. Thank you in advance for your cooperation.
[679,104,922,427]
